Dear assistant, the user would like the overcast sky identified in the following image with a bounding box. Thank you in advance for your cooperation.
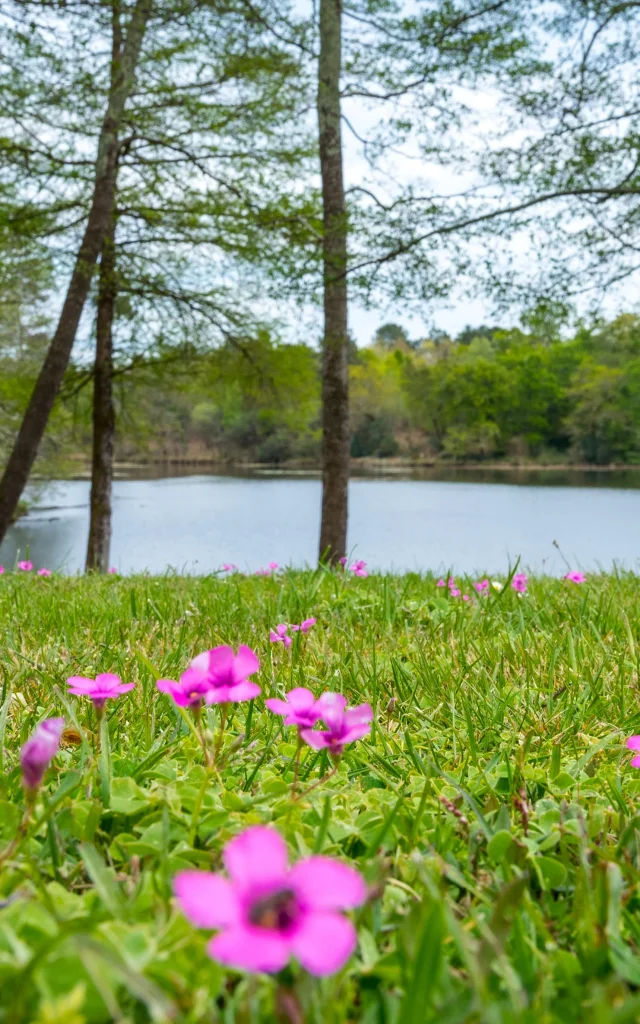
[287,0,636,347]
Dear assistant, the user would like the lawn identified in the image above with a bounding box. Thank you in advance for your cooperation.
[0,567,639,1023]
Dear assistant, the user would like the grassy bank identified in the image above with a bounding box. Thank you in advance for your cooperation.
[1,569,640,1022]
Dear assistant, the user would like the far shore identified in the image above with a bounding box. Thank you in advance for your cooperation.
[53,455,640,477]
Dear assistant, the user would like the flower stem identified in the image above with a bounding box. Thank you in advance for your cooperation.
[212,705,228,766]
[293,763,339,802]
[0,803,32,869]
[291,735,303,796]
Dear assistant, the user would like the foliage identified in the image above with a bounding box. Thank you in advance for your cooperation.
[0,569,640,1020]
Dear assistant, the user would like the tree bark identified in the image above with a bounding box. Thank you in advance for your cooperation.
[317,0,349,565]
[0,0,152,546]
[86,214,117,572]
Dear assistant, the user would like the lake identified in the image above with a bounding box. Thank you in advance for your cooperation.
[1,468,639,575]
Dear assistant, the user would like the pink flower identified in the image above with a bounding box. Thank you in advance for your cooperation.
[108,567,117,575]
[0,566,4,575]
[300,693,373,755]
[339,557,348,568]
[474,579,489,593]
[462,594,470,602]
[450,587,461,598]
[222,563,238,573]
[436,578,446,587]
[37,568,52,577]
[66,672,135,710]
[447,577,456,588]
[290,617,316,634]
[512,572,528,593]
[268,562,279,570]
[270,624,292,649]
[266,687,322,729]
[174,825,366,976]
[180,645,260,704]
[17,560,33,572]
[628,736,640,767]
[20,717,65,791]
[156,674,212,708]
[565,571,586,584]
[350,560,368,578]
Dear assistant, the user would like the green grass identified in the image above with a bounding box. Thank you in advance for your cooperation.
[1,568,640,1023]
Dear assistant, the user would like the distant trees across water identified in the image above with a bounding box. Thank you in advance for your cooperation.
[4,312,640,472]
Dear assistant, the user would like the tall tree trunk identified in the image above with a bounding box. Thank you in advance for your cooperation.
[0,0,151,546]
[317,0,349,564]
[86,213,117,573]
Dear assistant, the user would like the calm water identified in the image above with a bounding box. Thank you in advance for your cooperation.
[1,469,639,575]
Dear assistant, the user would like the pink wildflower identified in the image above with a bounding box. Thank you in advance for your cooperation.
[512,572,528,593]
[17,560,33,572]
[180,645,260,704]
[66,672,135,711]
[350,560,368,578]
[339,556,348,568]
[300,693,373,755]
[462,594,470,602]
[37,568,52,577]
[266,687,322,729]
[108,567,117,575]
[436,578,446,587]
[0,566,4,575]
[268,562,279,570]
[474,579,490,593]
[270,624,292,649]
[450,587,461,598]
[174,825,366,976]
[222,563,238,573]
[157,674,212,708]
[565,571,586,584]
[20,717,65,791]
[627,736,640,767]
[447,577,456,588]
[290,617,316,634]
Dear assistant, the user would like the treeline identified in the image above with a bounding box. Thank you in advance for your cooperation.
[18,312,639,469]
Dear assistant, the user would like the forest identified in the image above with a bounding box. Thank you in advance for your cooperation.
[4,312,640,475]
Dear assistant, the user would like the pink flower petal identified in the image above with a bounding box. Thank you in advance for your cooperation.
[231,645,260,683]
[341,721,372,744]
[287,688,316,710]
[292,911,357,976]
[208,927,289,973]
[223,825,289,890]
[300,729,330,750]
[626,736,640,751]
[289,857,366,911]
[226,681,261,703]
[265,698,292,715]
[631,754,640,768]
[66,676,97,693]
[206,646,235,678]
[315,692,347,730]
[344,704,373,728]
[174,871,240,928]
[205,686,233,704]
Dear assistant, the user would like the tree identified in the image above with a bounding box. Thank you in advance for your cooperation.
[317,0,349,562]
[482,1,640,304]
[0,0,313,567]
[0,0,152,544]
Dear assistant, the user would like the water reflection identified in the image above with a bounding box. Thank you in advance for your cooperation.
[1,470,639,575]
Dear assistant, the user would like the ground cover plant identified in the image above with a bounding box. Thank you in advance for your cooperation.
[1,566,640,1022]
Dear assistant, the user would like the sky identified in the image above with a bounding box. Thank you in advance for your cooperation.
[290,0,636,348]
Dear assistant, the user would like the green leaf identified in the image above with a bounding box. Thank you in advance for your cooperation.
[535,856,567,890]
[398,902,444,1023]
[487,829,514,862]
[79,843,127,919]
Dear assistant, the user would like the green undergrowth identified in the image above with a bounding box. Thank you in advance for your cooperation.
[1,569,640,1023]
